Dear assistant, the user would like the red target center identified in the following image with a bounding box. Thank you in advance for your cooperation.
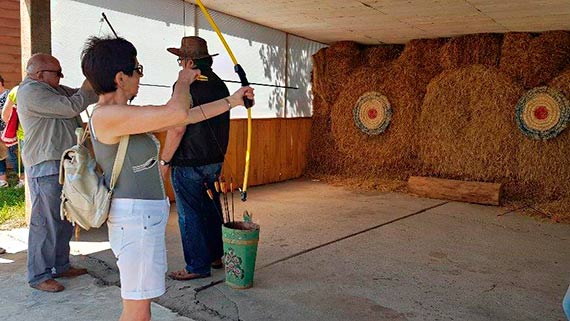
[367,109,378,119]
[534,106,549,120]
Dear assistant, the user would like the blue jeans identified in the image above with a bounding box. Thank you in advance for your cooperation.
[7,144,24,175]
[0,144,24,176]
[562,286,570,321]
[171,163,224,275]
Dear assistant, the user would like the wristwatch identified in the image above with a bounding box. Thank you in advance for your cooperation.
[159,159,170,166]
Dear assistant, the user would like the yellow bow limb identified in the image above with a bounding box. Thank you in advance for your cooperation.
[195,0,253,202]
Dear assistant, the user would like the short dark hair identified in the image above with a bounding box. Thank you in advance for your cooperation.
[81,36,138,94]
[194,56,213,70]
[0,75,4,86]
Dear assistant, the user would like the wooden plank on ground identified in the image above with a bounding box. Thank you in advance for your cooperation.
[408,176,502,206]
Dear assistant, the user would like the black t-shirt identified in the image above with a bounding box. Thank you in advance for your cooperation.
[171,68,231,167]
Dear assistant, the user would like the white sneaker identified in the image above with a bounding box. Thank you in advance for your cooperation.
[15,180,25,188]
[0,180,8,188]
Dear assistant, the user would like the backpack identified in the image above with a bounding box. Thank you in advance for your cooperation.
[59,125,129,230]
[1,106,19,147]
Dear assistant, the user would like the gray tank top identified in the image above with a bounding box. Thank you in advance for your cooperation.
[89,116,165,200]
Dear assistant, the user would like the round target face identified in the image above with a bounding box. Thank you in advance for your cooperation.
[515,86,570,140]
[353,92,392,135]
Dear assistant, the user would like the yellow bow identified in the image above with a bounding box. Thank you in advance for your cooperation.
[195,0,252,202]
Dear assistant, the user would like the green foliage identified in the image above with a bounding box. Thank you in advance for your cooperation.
[0,185,25,228]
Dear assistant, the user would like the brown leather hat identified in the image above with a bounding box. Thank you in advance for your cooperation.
[167,36,219,60]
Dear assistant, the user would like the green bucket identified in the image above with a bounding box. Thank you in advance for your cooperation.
[222,220,260,289]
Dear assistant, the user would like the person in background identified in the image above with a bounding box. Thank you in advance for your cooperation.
[18,53,97,293]
[0,75,10,256]
[81,36,253,321]
[0,75,11,187]
[161,36,229,281]
[2,85,25,188]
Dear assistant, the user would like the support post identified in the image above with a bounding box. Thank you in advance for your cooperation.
[20,0,51,77]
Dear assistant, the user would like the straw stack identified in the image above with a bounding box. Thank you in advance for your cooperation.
[363,44,403,68]
[418,65,524,197]
[513,70,570,201]
[307,32,570,222]
[440,33,503,69]
[499,31,570,89]
[330,63,425,178]
[313,41,362,107]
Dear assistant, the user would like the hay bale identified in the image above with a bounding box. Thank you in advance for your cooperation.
[309,42,363,176]
[309,32,570,220]
[328,64,425,179]
[363,44,403,68]
[440,33,503,69]
[513,72,570,200]
[516,127,570,200]
[311,39,446,180]
[395,38,447,96]
[398,38,447,66]
[418,65,524,186]
[499,31,570,88]
[315,41,362,106]
[311,48,330,114]
[549,68,570,98]
[306,94,344,175]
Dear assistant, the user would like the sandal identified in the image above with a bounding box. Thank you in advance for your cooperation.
[168,269,210,281]
[211,258,224,269]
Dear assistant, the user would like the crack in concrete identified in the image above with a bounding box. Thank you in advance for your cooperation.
[496,206,528,217]
[483,284,497,293]
[199,287,242,321]
[80,255,120,287]
[190,202,450,319]
[257,201,449,271]
[82,201,450,320]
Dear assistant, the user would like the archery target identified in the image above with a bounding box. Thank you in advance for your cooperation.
[515,86,570,140]
[353,92,392,135]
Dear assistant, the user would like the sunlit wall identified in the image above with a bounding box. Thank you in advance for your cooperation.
[51,0,326,119]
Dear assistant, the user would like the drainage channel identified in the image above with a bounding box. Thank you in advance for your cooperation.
[195,201,449,293]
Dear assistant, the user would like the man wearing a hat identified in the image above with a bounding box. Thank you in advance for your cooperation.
[161,36,229,280]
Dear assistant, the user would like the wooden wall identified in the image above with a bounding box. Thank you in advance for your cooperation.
[157,117,312,200]
[0,0,21,88]
[223,118,312,187]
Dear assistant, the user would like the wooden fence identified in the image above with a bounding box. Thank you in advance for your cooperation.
[0,0,21,88]
[157,117,312,199]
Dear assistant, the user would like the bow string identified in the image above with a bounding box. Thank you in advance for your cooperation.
[195,0,253,202]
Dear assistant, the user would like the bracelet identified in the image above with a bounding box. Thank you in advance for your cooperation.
[224,98,232,110]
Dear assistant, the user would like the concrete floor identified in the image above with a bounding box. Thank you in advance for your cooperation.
[1,179,569,321]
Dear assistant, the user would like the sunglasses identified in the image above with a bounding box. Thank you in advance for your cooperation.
[39,69,64,78]
[132,64,144,76]
[176,57,189,64]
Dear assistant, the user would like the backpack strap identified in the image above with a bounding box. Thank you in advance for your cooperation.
[85,103,128,192]
[80,104,98,144]
[108,135,129,192]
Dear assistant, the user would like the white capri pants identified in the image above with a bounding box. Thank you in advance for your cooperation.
[107,198,169,300]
